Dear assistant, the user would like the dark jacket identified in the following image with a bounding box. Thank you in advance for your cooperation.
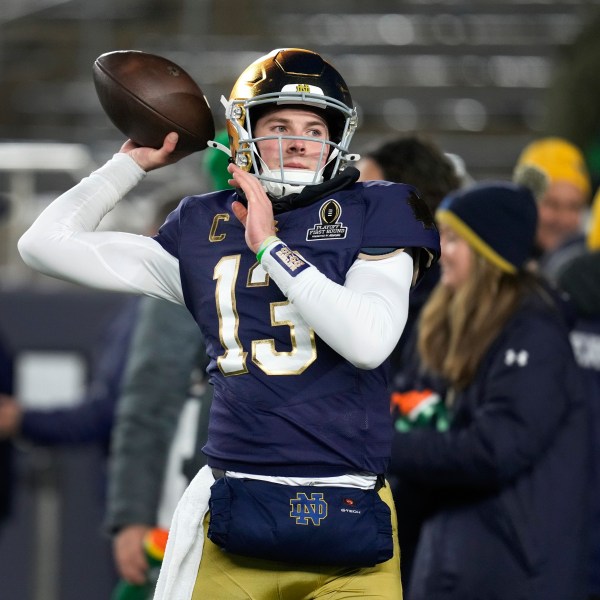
[105,297,208,533]
[559,250,600,595]
[570,315,600,596]
[390,297,589,600]
[19,298,139,450]
[557,250,600,319]
[0,335,14,523]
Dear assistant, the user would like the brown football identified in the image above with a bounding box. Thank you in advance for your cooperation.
[93,50,215,152]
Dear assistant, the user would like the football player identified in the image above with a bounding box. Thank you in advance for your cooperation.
[19,48,440,599]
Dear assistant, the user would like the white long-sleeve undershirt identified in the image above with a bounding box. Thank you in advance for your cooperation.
[18,153,184,304]
[261,243,412,369]
[18,153,412,368]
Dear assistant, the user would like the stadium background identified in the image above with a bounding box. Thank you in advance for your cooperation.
[0,1,599,599]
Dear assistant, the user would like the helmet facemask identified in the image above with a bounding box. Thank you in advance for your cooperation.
[223,91,358,199]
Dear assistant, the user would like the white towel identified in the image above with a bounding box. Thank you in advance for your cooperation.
[153,464,215,600]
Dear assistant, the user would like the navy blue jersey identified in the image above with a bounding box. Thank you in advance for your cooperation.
[154,180,439,477]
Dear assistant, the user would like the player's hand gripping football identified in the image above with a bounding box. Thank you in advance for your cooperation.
[228,163,277,254]
[121,131,187,172]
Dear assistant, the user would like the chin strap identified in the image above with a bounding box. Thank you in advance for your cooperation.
[232,167,360,214]
[269,167,360,215]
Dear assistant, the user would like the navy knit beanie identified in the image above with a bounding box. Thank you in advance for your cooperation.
[436,181,537,273]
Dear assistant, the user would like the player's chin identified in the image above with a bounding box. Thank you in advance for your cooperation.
[280,165,317,173]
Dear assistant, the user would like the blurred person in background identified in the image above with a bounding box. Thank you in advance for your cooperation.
[357,136,469,215]
[108,297,209,600]
[0,196,192,595]
[557,185,600,317]
[107,134,230,599]
[0,331,14,533]
[389,180,588,600]
[0,195,15,533]
[357,135,464,589]
[556,186,600,600]
[513,136,592,280]
[0,198,180,455]
[357,135,464,376]
[0,297,138,454]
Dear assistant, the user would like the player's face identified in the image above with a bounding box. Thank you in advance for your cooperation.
[253,108,330,173]
[439,223,474,290]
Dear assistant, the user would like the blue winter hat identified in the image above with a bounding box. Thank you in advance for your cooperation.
[436,181,537,273]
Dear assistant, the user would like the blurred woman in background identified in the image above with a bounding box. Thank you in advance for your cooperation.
[390,181,589,600]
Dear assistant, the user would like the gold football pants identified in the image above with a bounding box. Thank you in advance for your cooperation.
[191,482,403,600]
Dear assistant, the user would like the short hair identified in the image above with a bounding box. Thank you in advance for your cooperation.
[364,135,461,214]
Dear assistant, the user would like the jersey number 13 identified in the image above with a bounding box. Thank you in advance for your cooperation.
[214,255,317,377]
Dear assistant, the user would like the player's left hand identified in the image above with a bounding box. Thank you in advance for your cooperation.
[229,163,277,253]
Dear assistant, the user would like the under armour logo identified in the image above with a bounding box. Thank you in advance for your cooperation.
[505,349,529,366]
[290,492,328,526]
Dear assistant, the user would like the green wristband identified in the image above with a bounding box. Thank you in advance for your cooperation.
[256,236,280,263]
